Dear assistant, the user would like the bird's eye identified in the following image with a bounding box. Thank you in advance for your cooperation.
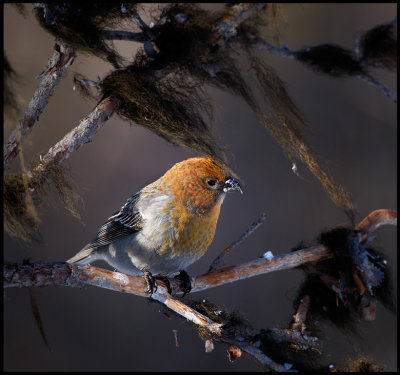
[206,179,216,187]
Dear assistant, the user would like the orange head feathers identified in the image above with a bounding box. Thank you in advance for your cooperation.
[159,157,242,213]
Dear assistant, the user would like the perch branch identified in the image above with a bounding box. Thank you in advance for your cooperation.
[3,263,223,335]
[4,208,395,301]
[4,209,395,371]
[4,210,395,294]
[4,40,76,172]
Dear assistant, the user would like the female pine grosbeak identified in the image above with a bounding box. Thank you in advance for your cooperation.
[67,157,242,294]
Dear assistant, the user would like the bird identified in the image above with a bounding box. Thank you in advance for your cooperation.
[67,157,242,295]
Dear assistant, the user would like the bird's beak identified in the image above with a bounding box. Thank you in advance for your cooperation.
[223,176,243,194]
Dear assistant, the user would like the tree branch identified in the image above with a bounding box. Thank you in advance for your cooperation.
[4,208,395,370]
[4,209,396,316]
[34,95,120,171]
[4,40,76,172]
[248,35,397,102]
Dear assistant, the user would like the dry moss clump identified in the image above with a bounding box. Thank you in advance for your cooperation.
[4,162,83,242]
[34,3,138,67]
[360,22,397,70]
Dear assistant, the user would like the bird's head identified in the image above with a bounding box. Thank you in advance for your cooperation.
[160,157,242,213]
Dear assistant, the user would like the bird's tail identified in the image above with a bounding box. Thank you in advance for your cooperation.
[67,247,96,264]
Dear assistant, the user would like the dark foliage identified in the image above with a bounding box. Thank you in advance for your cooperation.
[292,227,395,335]
[34,2,138,67]
[297,44,365,77]
[360,22,397,69]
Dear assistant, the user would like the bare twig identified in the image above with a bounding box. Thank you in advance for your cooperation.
[291,295,311,332]
[215,3,267,40]
[194,244,332,293]
[355,209,397,244]
[73,76,102,90]
[209,212,267,271]
[248,34,397,102]
[265,327,320,350]
[221,336,296,372]
[131,9,151,32]
[356,74,397,102]
[4,40,76,172]
[34,95,120,172]
[172,329,179,347]
[101,30,149,42]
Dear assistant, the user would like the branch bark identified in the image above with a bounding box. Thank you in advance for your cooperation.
[34,95,120,172]
[4,40,76,172]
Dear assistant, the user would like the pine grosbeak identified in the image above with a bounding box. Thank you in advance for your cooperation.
[67,157,242,294]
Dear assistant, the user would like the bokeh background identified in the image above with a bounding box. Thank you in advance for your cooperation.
[4,3,396,371]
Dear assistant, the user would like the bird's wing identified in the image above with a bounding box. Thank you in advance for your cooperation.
[85,192,143,249]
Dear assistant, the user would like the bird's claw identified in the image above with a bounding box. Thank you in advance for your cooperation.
[142,268,157,296]
[174,270,192,297]
[142,269,173,296]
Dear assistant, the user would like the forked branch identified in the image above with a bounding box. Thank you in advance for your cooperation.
[3,209,396,370]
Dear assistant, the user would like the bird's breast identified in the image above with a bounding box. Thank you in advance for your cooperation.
[162,201,222,259]
[136,190,222,260]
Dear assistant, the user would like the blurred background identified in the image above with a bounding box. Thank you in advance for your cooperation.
[4,3,396,371]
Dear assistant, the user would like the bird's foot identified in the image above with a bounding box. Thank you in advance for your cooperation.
[142,269,173,295]
[142,268,157,296]
[154,275,172,294]
[174,270,192,297]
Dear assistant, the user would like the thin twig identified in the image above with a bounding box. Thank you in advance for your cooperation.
[215,3,267,40]
[356,74,397,102]
[220,336,296,372]
[151,284,224,336]
[131,9,151,32]
[249,34,397,102]
[265,327,320,350]
[101,30,149,42]
[355,208,397,244]
[194,244,332,293]
[73,76,102,90]
[209,212,267,271]
[291,295,311,332]
[4,40,76,172]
